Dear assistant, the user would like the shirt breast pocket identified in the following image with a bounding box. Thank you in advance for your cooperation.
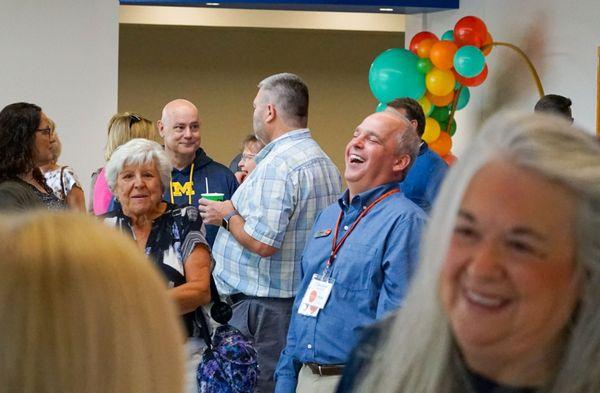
[332,242,378,291]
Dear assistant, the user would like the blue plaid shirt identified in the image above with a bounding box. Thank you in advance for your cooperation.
[212,129,342,298]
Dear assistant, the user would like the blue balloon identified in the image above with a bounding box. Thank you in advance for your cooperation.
[441,30,454,41]
[453,46,486,78]
[456,87,470,110]
[376,103,387,112]
[369,48,426,102]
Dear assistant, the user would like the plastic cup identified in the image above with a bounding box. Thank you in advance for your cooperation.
[201,193,224,201]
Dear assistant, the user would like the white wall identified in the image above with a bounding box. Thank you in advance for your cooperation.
[406,0,600,156]
[1,0,119,200]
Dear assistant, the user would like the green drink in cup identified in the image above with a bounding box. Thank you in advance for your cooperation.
[201,179,224,201]
[200,193,224,201]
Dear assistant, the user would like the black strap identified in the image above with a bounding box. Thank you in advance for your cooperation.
[195,302,213,349]
[195,274,232,349]
[59,166,66,200]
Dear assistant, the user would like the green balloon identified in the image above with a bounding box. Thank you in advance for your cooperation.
[456,87,470,110]
[416,58,433,74]
[440,118,457,136]
[431,105,451,123]
[441,30,454,41]
[369,48,426,102]
[376,102,387,112]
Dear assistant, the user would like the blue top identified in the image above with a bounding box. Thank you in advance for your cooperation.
[165,148,238,247]
[213,129,341,298]
[400,143,448,213]
[274,182,426,393]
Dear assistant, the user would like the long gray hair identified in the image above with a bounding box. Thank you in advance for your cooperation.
[356,112,600,393]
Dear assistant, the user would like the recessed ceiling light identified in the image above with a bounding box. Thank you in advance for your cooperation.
[206,2,220,5]
[379,8,394,12]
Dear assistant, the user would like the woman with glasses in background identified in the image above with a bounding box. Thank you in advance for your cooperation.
[0,102,64,211]
[91,112,161,215]
[234,134,265,184]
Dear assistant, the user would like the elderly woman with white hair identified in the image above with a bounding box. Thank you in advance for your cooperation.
[337,112,600,393]
[102,138,212,392]
[103,137,212,330]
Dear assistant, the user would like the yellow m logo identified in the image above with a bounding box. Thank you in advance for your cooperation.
[171,181,195,197]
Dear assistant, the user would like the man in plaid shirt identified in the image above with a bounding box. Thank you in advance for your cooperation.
[200,73,342,392]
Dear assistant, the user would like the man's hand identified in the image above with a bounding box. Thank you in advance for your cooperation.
[198,199,235,225]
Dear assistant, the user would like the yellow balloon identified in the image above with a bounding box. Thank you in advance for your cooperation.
[418,96,433,116]
[425,68,455,96]
[423,117,441,143]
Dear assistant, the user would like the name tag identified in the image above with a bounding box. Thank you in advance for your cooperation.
[298,274,334,318]
[314,229,332,238]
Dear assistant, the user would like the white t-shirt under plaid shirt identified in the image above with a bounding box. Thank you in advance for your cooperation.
[212,129,342,298]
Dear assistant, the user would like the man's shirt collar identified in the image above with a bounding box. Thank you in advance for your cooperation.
[255,128,310,164]
[338,181,400,212]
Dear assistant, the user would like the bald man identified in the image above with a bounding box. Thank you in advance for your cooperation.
[274,112,426,393]
[158,99,237,247]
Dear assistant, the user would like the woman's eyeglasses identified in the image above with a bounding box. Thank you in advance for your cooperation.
[36,127,53,136]
[240,153,256,162]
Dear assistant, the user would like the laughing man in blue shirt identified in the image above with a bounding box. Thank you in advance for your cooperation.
[274,111,427,393]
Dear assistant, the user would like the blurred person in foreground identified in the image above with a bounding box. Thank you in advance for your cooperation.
[40,118,86,211]
[339,112,600,393]
[0,211,185,393]
[0,102,63,211]
[103,138,212,393]
[91,112,160,215]
[234,134,265,184]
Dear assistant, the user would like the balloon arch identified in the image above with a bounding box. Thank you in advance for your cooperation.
[369,16,544,165]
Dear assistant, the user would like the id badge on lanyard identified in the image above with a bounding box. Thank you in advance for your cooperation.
[298,273,335,318]
[297,189,399,318]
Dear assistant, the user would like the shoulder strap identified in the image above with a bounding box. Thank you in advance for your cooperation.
[59,166,66,200]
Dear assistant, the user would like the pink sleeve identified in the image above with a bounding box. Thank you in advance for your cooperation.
[92,168,113,215]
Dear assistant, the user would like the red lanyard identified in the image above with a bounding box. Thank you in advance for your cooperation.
[326,189,399,269]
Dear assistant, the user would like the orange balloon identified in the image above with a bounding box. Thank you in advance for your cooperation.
[422,117,441,144]
[429,131,453,157]
[442,152,457,165]
[416,38,438,59]
[426,90,454,107]
[429,40,458,70]
[482,32,493,56]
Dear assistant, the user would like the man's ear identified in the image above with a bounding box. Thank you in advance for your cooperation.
[157,120,165,138]
[393,154,411,175]
[265,104,276,123]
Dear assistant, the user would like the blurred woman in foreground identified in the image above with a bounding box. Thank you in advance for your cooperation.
[0,212,185,393]
[346,112,600,393]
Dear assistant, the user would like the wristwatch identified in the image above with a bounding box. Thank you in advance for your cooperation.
[222,210,240,231]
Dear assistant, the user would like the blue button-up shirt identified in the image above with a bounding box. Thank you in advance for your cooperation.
[212,129,342,298]
[400,143,448,213]
[274,183,426,392]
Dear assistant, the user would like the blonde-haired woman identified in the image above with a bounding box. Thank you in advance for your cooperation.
[341,112,600,393]
[91,112,161,215]
[0,211,185,393]
[40,118,86,211]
